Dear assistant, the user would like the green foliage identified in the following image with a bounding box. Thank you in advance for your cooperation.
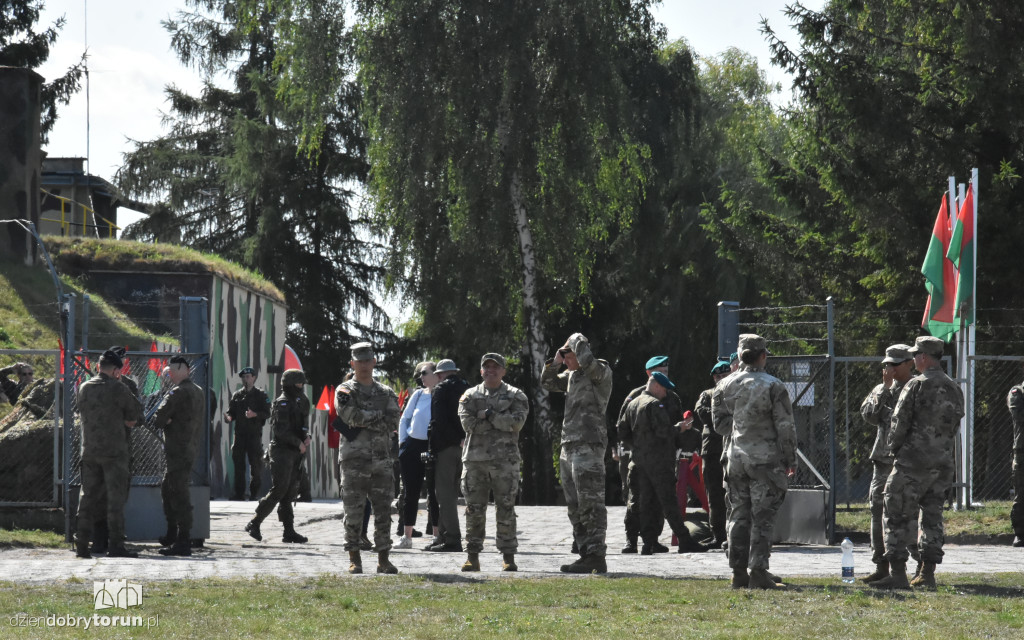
[0,0,84,139]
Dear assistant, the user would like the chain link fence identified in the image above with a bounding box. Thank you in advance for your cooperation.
[0,349,60,506]
[65,351,210,488]
[970,355,1023,502]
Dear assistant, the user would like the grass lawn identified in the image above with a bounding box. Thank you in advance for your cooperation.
[0,574,1022,638]
[0,528,65,549]
[837,501,1014,539]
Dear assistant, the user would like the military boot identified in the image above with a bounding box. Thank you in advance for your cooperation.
[749,568,786,590]
[74,535,92,559]
[348,550,363,574]
[377,550,398,574]
[159,528,192,557]
[861,561,890,584]
[107,545,139,559]
[461,552,480,572]
[502,553,518,572]
[621,536,638,554]
[158,521,177,547]
[910,561,937,589]
[731,568,749,589]
[282,524,308,544]
[871,560,910,590]
[244,519,263,542]
[911,560,923,581]
[560,554,607,574]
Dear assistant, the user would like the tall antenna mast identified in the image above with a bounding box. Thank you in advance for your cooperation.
[84,0,90,177]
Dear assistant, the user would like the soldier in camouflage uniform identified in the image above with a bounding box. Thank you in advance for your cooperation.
[694,360,733,549]
[859,344,918,583]
[458,353,529,572]
[335,342,402,575]
[0,361,33,404]
[620,371,707,555]
[73,350,143,558]
[712,334,797,590]
[542,333,613,574]
[613,355,672,554]
[154,356,206,557]
[1009,362,1024,548]
[225,367,272,500]
[875,336,964,590]
[245,369,310,544]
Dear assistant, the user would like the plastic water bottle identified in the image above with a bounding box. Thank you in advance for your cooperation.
[841,537,855,583]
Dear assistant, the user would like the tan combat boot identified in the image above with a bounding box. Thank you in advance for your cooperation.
[348,550,362,574]
[909,561,936,589]
[461,552,480,572]
[502,553,518,572]
[861,561,890,584]
[731,568,749,589]
[377,550,398,574]
[749,568,786,589]
[871,560,910,590]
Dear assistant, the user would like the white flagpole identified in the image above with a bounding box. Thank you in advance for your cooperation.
[949,176,967,509]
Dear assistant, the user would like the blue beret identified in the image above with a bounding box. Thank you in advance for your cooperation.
[650,371,675,390]
[711,361,731,375]
[645,355,669,370]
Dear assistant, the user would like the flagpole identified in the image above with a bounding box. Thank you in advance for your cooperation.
[949,176,967,509]
[968,167,979,507]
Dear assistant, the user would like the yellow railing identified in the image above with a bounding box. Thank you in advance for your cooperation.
[39,189,121,238]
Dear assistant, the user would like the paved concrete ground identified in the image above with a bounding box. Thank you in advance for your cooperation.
[1,500,1019,584]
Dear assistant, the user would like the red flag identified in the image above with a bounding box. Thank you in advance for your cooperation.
[397,388,410,411]
[327,386,340,448]
[921,194,957,341]
[316,385,333,411]
[946,185,975,328]
[58,338,64,375]
[147,340,162,373]
[121,351,131,376]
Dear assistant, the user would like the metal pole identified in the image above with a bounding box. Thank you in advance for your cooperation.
[826,296,836,543]
[81,294,90,352]
[62,294,76,542]
[843,363,851,509]
[968,168,979,507]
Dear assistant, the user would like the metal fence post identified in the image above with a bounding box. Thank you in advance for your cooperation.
[826,296,837,543]
[61,294,75,542]
[717,301,740,360]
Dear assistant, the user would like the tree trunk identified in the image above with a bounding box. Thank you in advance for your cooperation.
[509,167,557,504]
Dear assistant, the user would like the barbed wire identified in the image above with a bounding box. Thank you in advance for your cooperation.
[726,304,827,313]
[738,321,827,327]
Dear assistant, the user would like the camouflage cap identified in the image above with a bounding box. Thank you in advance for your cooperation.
[908,336,944,358]
[435,359,459,373]
[737,333,771,355]
[645,355,669,370]
[481,353,507,368]
[711,360,731,375]
[350,342,375,361]
[650,371,675,390]
[881,344,913,364]
[282,369,305,386]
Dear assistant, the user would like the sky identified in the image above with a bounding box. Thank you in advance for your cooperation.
[36,0,824,227]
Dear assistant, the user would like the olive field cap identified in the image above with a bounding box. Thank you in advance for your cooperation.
[645,355,669,370]
[711,361,731,375]
[881,344,913,364]
[737,334,771,355]
[350,342,375,361]
[435,359,459,373]
[650,371,675,390]
[239,367,257,377]
[98,350,123,369]
[282,369,306,386]
[908,336,944,358]
[481,353,507,368]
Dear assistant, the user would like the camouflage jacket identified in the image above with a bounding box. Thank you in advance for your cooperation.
[154,378,205,463]
[860,379,907,465]
[619,391,697,466]
[458,381,529,464]
[270,390,310,450]
[78,372,143,461]
[1009,380,1024,451]
[227,386,271,432]
[711,364,797,468]
[890,365,964,471]
[335,379,400,462]
[541,334,613,449]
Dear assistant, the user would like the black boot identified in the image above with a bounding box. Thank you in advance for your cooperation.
[74,534,91,559]
[282,524,308,544]
[621,536,638,554]
[158,521,177,547]
[159,528,192,556]
[245,519,263,542]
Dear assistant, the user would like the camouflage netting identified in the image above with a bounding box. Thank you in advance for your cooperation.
[0,378,56,503]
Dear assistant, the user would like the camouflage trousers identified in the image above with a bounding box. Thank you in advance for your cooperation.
[869,461,921,565]
[77,456,130,547]
[162,452,196,534]
[231,426,264,498]
[1012,450,1024,538]
[253,445,302,526]
[884,463,953,564]
[628,457,691,545]
[560,443,607,557]
[725,457,788,571]
[462,460,519,553]
[341,455,394,552]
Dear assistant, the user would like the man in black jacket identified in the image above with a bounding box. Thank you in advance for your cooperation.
[225,367,271,500]
[425,359,470,552]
